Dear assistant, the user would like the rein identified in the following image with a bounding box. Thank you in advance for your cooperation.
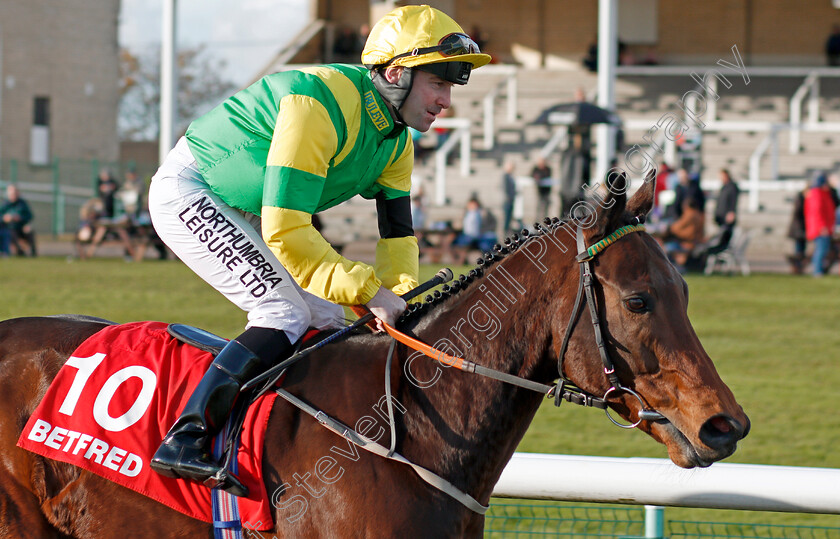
[380,323,555,395]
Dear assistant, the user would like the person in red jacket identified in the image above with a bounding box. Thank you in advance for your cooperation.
[804,174,837,276]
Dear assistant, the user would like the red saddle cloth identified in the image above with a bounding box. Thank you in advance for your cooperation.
[17,321,276,531]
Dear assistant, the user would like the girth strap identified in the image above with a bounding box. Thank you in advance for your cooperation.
[274,388,489,515]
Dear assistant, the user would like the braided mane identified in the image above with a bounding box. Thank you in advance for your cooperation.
[398,217,570,325]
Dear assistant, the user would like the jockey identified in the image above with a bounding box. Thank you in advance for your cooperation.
[147,5,490,496]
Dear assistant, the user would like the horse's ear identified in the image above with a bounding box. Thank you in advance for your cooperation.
[626,168,657,218]
[580,169,627,241]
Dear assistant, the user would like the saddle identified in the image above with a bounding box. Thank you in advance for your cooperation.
[167,323,229,355]
[17,321,304,531]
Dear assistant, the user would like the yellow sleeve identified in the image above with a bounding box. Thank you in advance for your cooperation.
[375,134,414,197]
[262,207,382,305]
[375,236,420,297]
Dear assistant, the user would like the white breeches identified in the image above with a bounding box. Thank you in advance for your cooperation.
[148,137,345,342]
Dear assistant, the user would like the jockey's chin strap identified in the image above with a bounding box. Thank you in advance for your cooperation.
[555,224,664,428]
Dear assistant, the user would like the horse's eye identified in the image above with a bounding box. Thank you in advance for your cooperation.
[624,297,648,313]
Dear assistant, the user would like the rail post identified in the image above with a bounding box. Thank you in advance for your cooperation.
[644,505,665,538]
[52,157,63,236]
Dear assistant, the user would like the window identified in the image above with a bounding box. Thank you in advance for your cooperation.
[30,96,51,165]
[33,96,50,126]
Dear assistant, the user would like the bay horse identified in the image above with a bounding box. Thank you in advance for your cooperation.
[0,173,749,538]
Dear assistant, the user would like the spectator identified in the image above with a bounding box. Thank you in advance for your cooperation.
[640,46,660,66]
[408,126,429,163]
[828,172,840,214]
[714,169,739,227]
[0,184,37,257]
[582,40,598,72]
[786,185,808,274]
[96,167,119,219]
[660,197,705,273]
[652,162,671,219]
[410,194,426,232]
[666,168,705,221]
[583,39,628,71]
[501,160,517,236]
[451,195,498,263]
[826,24,840,66]
[804,174,837,277]
[411,194,437,258]
[531,156,553,219]
[469,25,489,54]
[355,23,370,57]
[75,197,105,257]
[116,170,170,261]
[118,169,145,222]
[711,168,740,251]
[333,26,359,63]
[75,196,135,260]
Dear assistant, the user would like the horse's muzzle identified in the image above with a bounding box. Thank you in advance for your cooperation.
[698,413,750,454]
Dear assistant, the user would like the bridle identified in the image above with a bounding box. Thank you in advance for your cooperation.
[555,222,664,428]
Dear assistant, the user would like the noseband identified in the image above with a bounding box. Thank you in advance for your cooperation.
[554,223,665,428]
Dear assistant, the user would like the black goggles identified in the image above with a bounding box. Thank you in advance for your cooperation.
[385,33,481,66]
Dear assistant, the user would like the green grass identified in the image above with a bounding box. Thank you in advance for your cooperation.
[0,257,246,338]
[2,258,839,529]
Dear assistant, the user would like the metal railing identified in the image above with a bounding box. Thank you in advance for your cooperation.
[485,502,840,538]
[477,65,519,150]
[748,126,781,211]
[490,453,840,538]
[429,117,472,206]
[616,66,840,211]
[789,72,820,154]
[426,66,519,207]
[0,158,156,236]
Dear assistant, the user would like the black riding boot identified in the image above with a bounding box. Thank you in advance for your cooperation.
[151,330,291,496]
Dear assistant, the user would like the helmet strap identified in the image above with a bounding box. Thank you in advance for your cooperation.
[380,100,407,139]
[371,65,415,117]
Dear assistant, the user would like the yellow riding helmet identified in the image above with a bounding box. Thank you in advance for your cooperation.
[362,5,491,71]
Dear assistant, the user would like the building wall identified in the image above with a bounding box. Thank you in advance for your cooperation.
[0,0,120,166]
[319,0,840,67]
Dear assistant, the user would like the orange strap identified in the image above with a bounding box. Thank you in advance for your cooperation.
[381,321,473,372]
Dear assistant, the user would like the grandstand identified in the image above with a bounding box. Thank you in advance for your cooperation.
[317,64,840,269]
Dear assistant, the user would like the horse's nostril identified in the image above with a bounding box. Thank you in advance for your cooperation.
[710,416,732,433]
[699,414,743,450]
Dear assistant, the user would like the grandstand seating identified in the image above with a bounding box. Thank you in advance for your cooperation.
[318,66,836,266]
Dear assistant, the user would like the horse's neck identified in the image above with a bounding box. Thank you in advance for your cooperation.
[397,260,561,501]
